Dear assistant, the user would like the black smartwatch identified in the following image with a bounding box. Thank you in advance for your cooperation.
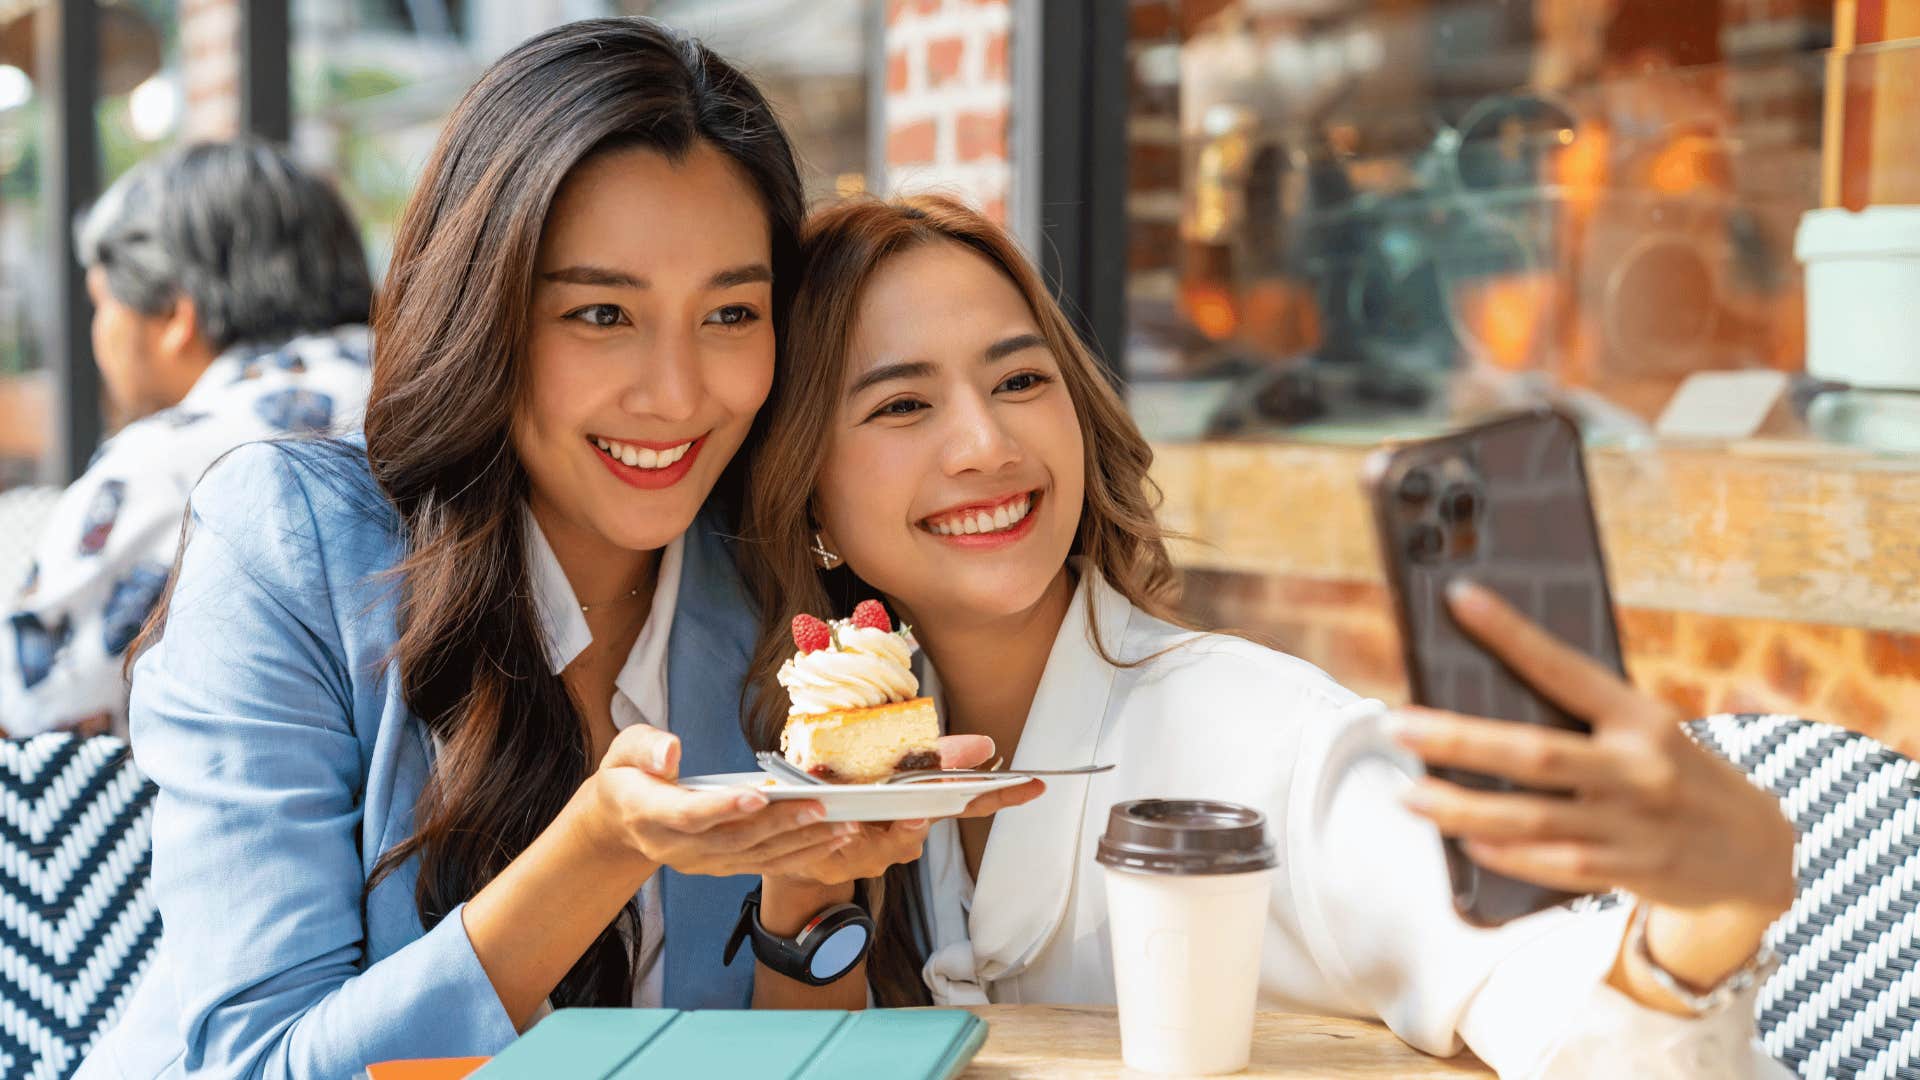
[723,886,874,987]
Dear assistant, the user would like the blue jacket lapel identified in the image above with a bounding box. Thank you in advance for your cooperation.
[661,509,761,1008]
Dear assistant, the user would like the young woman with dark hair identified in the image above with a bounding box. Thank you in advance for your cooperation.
[78,20,1021,1078]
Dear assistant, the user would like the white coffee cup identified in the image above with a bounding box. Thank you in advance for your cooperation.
[1098,799,1278,1076]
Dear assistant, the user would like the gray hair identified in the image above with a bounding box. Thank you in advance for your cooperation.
[75,138,373,353]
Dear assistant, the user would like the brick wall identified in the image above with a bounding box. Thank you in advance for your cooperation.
[1179,570,1920,759]
[1154,439,1920,758]
[880,0,1013,223]
[181,0,241,140]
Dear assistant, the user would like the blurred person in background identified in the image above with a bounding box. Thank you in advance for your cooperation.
[0,138,373,739]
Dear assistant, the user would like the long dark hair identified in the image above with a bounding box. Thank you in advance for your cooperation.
[739,197,1188,1005]
[363,18,803,1006]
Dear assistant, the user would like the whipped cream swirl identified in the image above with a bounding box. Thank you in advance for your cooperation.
[778,624,919,715]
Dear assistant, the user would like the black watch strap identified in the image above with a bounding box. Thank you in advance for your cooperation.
[724,886,875,987]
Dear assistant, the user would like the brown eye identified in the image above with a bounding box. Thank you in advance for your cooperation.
[568,304,626,328]
[705,304,759,327]
[866,397,930,422]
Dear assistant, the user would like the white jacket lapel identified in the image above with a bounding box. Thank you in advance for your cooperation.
[925,568,1135,1002]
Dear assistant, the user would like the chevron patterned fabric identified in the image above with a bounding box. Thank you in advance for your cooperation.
[1686,714,1920,1080]
[0,734,158,1080]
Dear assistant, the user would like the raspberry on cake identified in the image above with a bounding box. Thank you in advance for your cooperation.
[777,602,940,783]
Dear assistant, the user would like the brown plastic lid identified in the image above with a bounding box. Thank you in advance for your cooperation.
[1095,799,1278,876]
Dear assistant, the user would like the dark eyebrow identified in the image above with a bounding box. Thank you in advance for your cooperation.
[709,263,774,289]
[537,263,774,290]
[984,333,1047,363]
[847,334,1048,398]
[847,360,936,398]
[539,265,645,288]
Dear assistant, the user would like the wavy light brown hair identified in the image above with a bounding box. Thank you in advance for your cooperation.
[738,195,1190,1004]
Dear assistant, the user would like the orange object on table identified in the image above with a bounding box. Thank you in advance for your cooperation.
[363,1058,489,1080]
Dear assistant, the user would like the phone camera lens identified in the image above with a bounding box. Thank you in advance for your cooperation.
[1449,523,1479,559]
[1407,523,1445,563]
[1397,469,1435,506]
[1439,484,1482,523]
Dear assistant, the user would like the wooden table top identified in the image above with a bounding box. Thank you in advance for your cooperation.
[959,1005,1491,1078]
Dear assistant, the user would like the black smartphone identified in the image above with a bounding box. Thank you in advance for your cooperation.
[1365,408,1626,927]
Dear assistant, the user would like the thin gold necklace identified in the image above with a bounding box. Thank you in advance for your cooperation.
[579,584,644,615]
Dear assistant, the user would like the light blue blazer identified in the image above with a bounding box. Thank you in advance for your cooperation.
[79,439,763,1079]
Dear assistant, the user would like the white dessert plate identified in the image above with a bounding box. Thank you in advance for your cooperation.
[677,772,1034,823]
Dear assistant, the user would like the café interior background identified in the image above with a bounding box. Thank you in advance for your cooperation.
[0,0,1914,753]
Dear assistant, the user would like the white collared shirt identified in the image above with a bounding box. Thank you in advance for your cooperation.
[525,513,684,1008]
[916,569,1787,1079]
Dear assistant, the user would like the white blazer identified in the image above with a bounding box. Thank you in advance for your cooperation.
[916,569,1786,1079]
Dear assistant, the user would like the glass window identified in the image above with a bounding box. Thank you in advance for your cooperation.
[0,0,178,495]
[1122,1,1909,453]
[0,58,52,491]
[293,0,875,277]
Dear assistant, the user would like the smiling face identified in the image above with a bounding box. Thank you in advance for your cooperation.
[514,142,776,559]
[811,239,1085,630]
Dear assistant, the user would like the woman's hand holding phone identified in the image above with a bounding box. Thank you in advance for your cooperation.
[1391,581,1797,1012]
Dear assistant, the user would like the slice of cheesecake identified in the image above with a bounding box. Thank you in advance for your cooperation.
[777,601,940,784]
[779,697,941,784]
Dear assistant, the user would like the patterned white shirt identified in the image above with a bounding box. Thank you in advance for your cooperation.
[0,325,372,737]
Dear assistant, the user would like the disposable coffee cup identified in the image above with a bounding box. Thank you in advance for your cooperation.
[1097,799,1277,1076]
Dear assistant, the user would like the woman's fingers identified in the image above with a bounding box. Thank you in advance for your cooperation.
[1393,708,1618,792]
[936,734,997,770]
[1394,705,1694,819]
[1404,779,1633,843]
[956,779,1046,819]
[1462,838,1665,896]
[600,723,681,778]
[692,798,839,854]
[724,818,860,862]
[1444,582,1644,725]
[602,767,766,834]
[845,819,932,870]
[858,818,934,874]
[757,836,860,880]
[758,819,933,884]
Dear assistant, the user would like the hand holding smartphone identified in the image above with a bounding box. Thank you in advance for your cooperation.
[1366,408,1626,926]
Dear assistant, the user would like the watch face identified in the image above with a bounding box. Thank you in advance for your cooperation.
[808,921,871,982]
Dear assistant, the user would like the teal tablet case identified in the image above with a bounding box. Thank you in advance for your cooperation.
[473,1009,988,1080]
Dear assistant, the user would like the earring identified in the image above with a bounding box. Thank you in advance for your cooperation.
[811,532,843,571]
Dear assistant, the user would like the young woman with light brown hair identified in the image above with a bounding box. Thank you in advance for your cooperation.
[739,195,1795,1077]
